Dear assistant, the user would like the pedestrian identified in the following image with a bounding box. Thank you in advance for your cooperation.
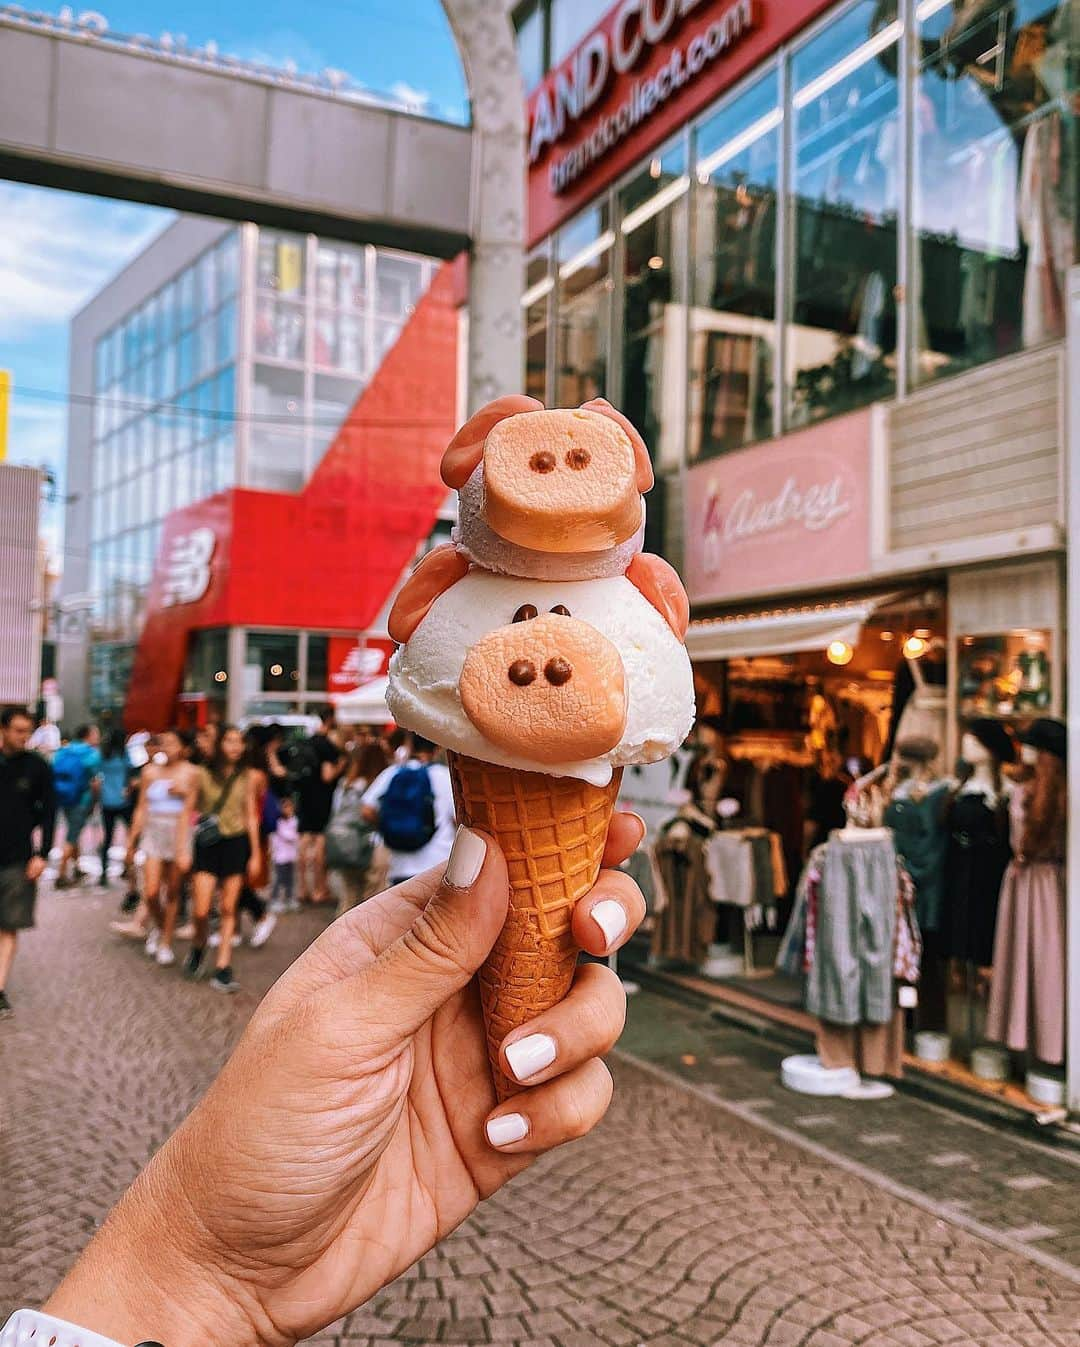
[235,725,278,949]
[185,725,261,992]
[97,729,134,888]
[7,817,647,1345]
[361,733,455,885]
[269,796,300,913]
[52,724,102,889]
[294,707,345,905]
[0,705,56,1019]
[28,713,61,759]
[326,740,390,915]
[125,729,199,966]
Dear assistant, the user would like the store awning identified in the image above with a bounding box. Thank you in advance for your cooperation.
[685,593,907,663]
[333,676,391,723]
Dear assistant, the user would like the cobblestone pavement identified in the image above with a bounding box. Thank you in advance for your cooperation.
[2,881,1079,1347]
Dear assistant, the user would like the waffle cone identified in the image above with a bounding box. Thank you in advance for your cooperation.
[448,752,622,1099]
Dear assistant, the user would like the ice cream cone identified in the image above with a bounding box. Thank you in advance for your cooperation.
[447,751,623,1099]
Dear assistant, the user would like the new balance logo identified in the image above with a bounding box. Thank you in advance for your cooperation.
[162,527,215,606]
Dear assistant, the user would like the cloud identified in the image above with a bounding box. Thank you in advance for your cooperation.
[0,184,172,337]
[231,29,331,78]
[389,80,432,112]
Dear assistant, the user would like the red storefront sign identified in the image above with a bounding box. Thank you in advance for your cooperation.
[125,265,459,731]
[328,637,395,693]
[683,409,873,606]
[527,0,835,245]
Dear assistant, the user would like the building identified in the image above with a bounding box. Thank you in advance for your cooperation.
[59,218,459,729]
[517,0,1078,1111]
[0,463,47,707]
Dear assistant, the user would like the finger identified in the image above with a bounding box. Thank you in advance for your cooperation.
[484,1058,613,1153]
[572,867,646,958]
[499,961,625,1089]
[601,810,645,868]
[331,827,510,1044]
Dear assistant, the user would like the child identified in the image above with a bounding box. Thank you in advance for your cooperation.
[269,797,300,914]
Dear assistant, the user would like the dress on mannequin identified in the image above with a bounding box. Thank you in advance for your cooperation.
[944,787,1011,968]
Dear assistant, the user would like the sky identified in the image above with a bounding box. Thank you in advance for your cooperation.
[0,0,468,566]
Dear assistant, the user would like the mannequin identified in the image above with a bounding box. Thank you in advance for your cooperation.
[944,719,1015,987]
[987,718,1067,1067]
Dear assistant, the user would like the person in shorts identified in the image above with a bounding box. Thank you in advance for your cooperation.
[186,726,260,994]
[294,708,345,905]
[52,725,102,889]
[0,706,56,1019]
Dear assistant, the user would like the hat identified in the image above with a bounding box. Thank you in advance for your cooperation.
[895,736,939,765]
[1019,717,1066,763]
[963,718,1017,765]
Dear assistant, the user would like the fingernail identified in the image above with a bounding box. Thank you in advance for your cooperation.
[486,1112,529,1148]
[443,826,486,889]
[590,898,627,952]
[625,811,647,842]
[504,1032,557,1082]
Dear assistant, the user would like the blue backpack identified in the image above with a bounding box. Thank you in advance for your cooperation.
[53,744,90,808]
[377,764,436,853]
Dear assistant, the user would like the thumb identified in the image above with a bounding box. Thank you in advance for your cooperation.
[364,827,507,1041]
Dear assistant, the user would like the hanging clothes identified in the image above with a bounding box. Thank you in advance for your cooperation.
[817,1012,905,1079]
[944,787,1011,967]
[986,784,1067,1064]
[651,822,716,966]
[883,780,951,933]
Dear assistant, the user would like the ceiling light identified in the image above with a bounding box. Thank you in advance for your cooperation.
[827,641,854,666]
[213,670,227,683]
[879,630,894,641]
[902,635,928,660]
[649,157,662,178]
[647,255,664,270]
[269,663,283,676]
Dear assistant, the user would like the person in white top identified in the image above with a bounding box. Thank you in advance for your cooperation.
[361,734,456,884]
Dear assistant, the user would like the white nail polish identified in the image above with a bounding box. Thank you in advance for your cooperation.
[443,826,486,888]
[590,898,627,951]
[504,1032,557,1082]
[486,1112,529,1148]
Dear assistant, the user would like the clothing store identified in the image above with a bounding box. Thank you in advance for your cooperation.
[519,0,1076,1113]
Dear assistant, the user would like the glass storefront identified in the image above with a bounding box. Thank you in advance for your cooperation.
[524,0,1078,466]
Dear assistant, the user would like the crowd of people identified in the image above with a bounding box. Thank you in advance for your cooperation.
[0,702,457,1013]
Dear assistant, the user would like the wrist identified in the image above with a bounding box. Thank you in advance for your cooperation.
[45,1137,269,1347]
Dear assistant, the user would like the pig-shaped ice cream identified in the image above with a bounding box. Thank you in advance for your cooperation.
[385,395,694,1099]
[386,396,695,784]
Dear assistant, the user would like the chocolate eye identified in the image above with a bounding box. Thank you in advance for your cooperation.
[550,605,571,617]
[529,450,556,473]
[566,447,591,470]
[509,659,537,686]
[513,604,538,623]
[544,657,572,686]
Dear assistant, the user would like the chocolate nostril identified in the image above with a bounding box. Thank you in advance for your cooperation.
[509,659,537,686]
[529,450,557,473]
[566,447,591,470]
[512,604,539,623]
[550,604,571,617]
[544,657,572,686]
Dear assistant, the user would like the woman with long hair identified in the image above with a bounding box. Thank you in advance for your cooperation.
[326,737,391,916]
[185,725,261,992]
[97,728,133,888]
[235,725,278,949]
[124,729,199,966]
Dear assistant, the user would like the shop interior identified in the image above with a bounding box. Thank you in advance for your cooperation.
[635,591,1067,1112]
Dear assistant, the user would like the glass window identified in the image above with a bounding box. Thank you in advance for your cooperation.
[122,317,138,371]
[550,0,609,65]
[183,628,229,697]
[178,328,195,389]
[523,242,552,403]
[516,3,545,90]
[690,70,781,461]
[213,428,235,493]
[196,378,215,443]
[619,138,689,476]
[306,635,329,692]
[376,252,425,316]
[788,1,900,427]
[197,248,218,316]
[144,293,160,353]
[94,337,110,393]
[246,631,300,693]
[913,0,1075,384]
[248,427,306,493]
[252,364,305,421]
[159,281,177,346]
[257,230,306,297]
[255,296,305,361]
[317,241,367,312]
[178,266,197,331]
[217,231,240,298]
[198,315,217,378]
[555,205,613,404]
[216,298,237,366]
[216,366,235,422]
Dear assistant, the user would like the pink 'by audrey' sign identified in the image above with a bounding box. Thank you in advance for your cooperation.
[683,409,872,606]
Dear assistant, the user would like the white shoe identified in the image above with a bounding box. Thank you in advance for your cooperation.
[110,919,147,941]
[155,946,176,968]
[174,922,196,942]
[249,913,277,949]
[207,932,241,949]
[144,929,161,958]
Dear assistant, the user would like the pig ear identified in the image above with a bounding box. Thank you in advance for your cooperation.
[626,553,689,642]
[580,398,655,494]
[440,394,544,489]
[388,544,471,644]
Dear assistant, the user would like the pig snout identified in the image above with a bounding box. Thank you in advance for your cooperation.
[458,610,627,764]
